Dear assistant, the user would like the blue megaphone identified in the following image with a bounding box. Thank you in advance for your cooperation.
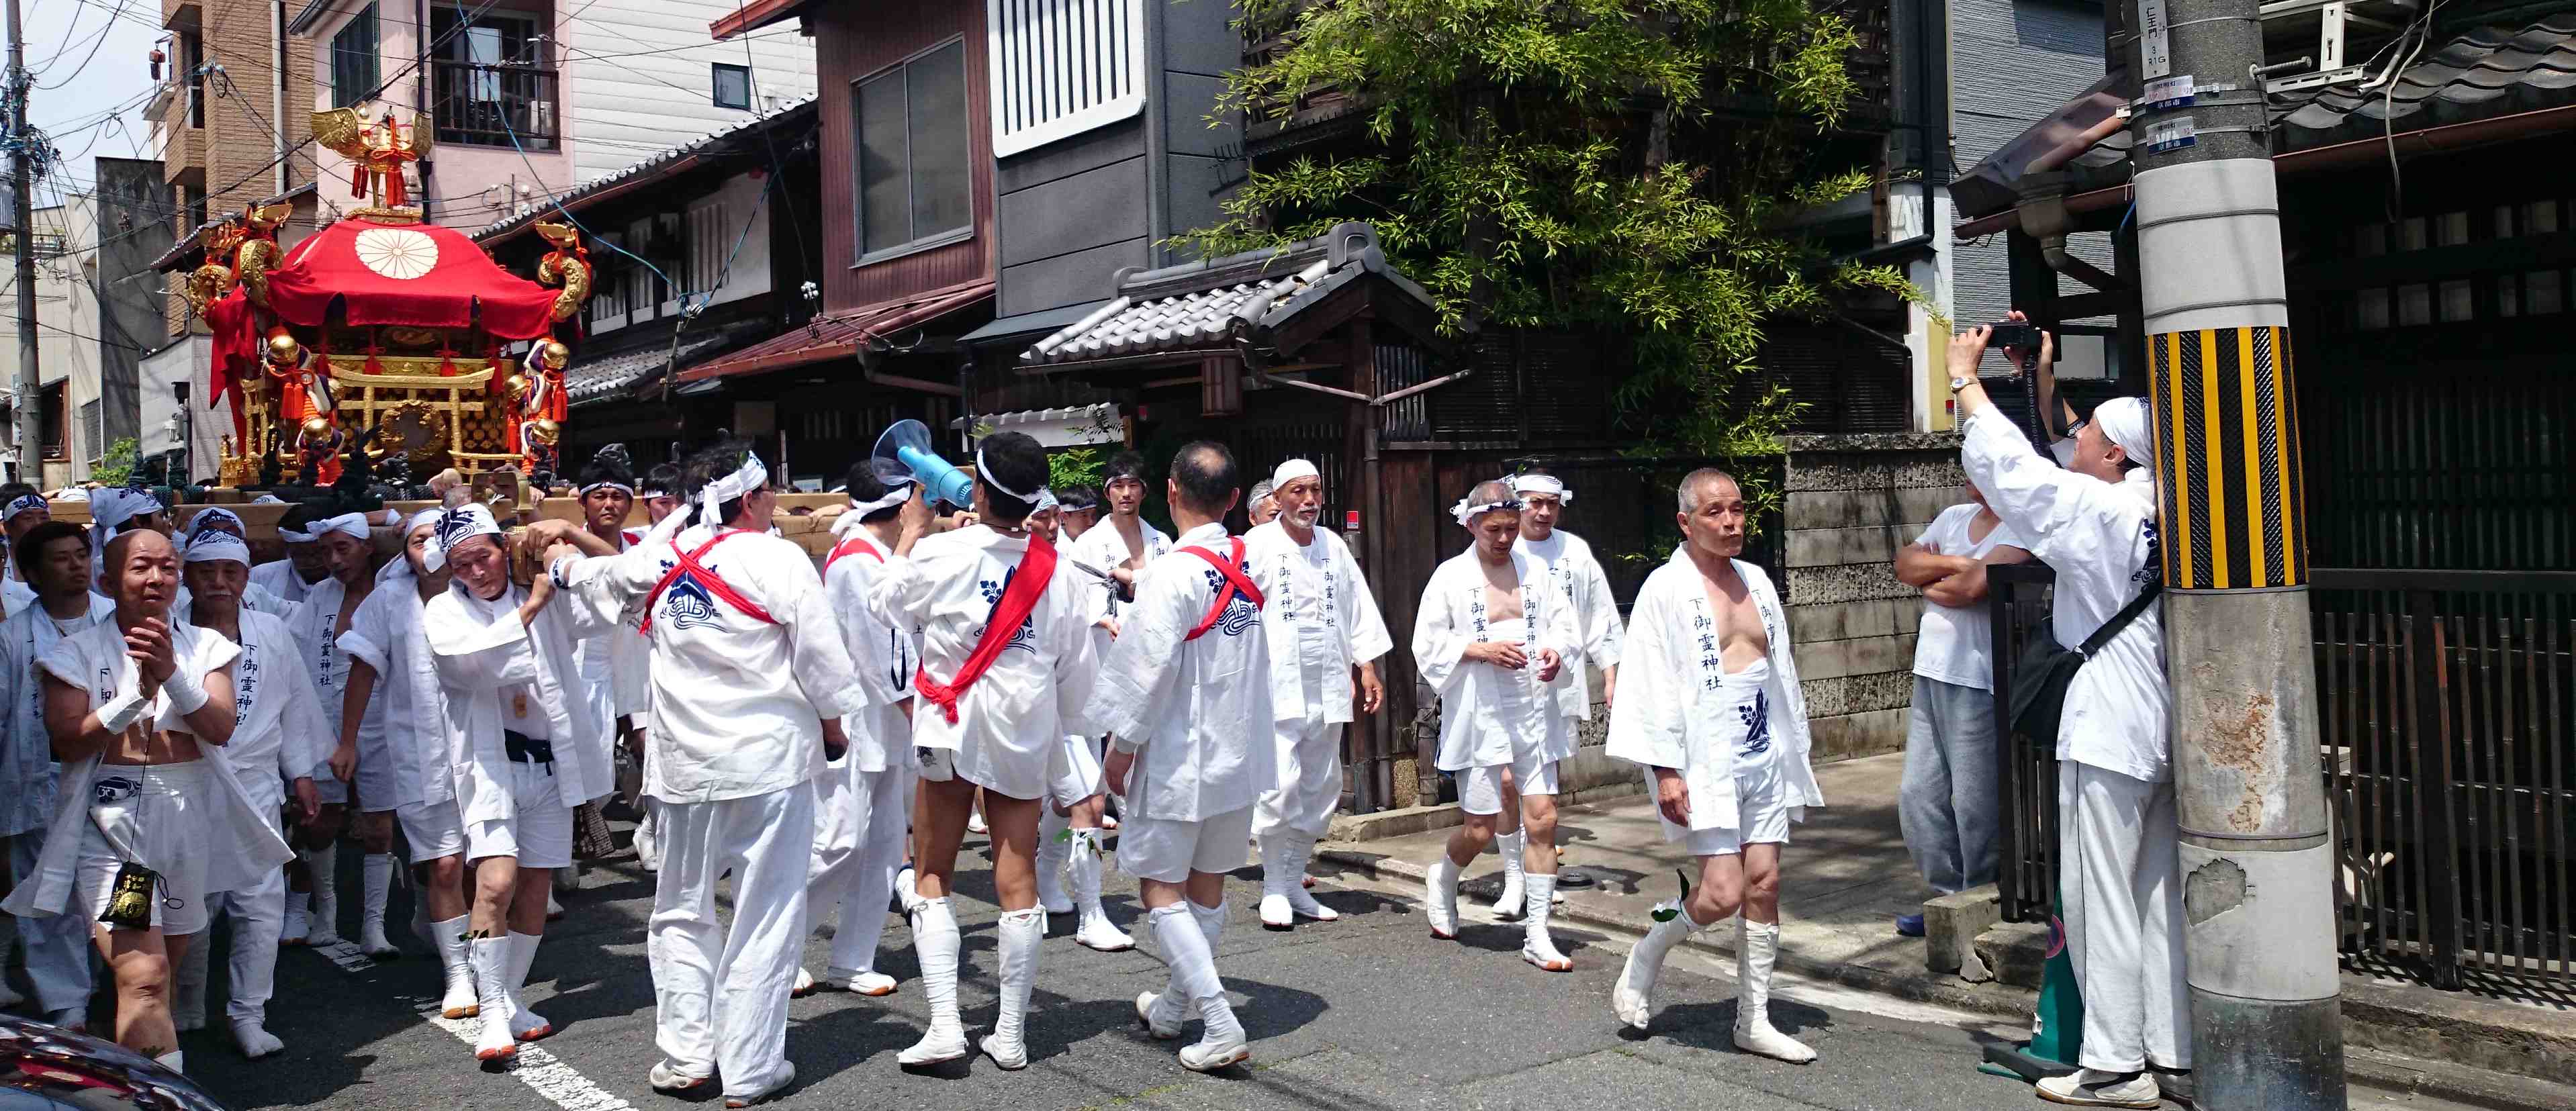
[871,419,975,509]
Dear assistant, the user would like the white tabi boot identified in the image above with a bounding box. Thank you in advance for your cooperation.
[1035,814,1074,915]
[1612,905,1706,1030]
[1424,855,1463,940]
[1520,873,1572,971]
[280,888,310,947]
[359,853,400,957]
[171,934,209,1032]
[305,843,342,947]
[896,898,968,1066]
[230,1016,285,1059]
[1066,831,1134,952]
[469,936,518,1061]
[1279,834,1338,922]
[506,932,553,1041]
[978,908,1043,1069]
[1256,836,1297,930]
[1137,900,1224,1039]
[1487,830,1527,920]
[429,915,479,1018]
[1152,903,1249,1071]
[1732,920,1817,1063]
[633,806,659,873]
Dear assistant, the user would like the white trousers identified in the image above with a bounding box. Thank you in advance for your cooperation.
[649,782,815,1098]
[5,829,93,1013]
[2057,761,2191,1073]
[807,759,914,976]
[1253,716,1341,839]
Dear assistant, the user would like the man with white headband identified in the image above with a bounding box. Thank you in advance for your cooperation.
[1492,467,1624,920]
[1606,468,1824,1063]
[1,485,52,618]
[1048,452,1165,953]
[0,520,113,1030]
[336,509,477,1022]
[419,503,618,1065]
[1414,479,1575,970]
[249,506,333,607]
[85,486,168,591]
[867,430,1099,1070]
[6,528,287,1075]
[1243,458,1389,928]
[168,529,328,1058]
[279,510,393,953]
[555,440,861,1103]
[170,510,290,617]
[794,462,923,999]
[545,450,646,909]
[1949,321,2184,1108]
[1089,440,1271,1072]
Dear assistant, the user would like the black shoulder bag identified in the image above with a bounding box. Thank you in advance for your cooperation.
[2006,575,2161,744]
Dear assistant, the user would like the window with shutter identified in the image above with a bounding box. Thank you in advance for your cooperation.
[689,198,727,298]
[986,0,1148,158]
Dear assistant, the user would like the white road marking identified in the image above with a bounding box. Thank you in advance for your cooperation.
[303,940,636,1110]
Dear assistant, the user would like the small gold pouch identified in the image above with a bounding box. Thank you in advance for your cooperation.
[99,862,161,930]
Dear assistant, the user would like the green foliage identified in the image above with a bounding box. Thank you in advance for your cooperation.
[1186,0,1929,490]
[1049,446,1105,491]
[91,438,140,487]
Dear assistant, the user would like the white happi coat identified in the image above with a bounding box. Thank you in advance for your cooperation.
[1242,521,1392,726]
[1962,406,2168,783]
[3,618,292,918]
[336,581,453,809]
[1516,528,1626,722]
[248,560,318,607]
[220,608,333,812]
[565,524,865,805]
[1606,549,1825,838]
[283,577,388,787]
[0,593,117,838]
[867,524,1098,801]
[1086,523,1277,822]
[422,582,618,825]
[1413,546,1575,772]
[823,519,917,773]
[1066,516,1170,638]
[609,528,653,720]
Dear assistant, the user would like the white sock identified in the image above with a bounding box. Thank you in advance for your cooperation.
[1491,830,1526,913]
[912,898,962,1032]
[431,914,477,1016]
[306,843,340,942]
[1735,918,1817,1063]
[991,908,1043,1046]
[1522,872,1568,968]
[361,853,397,949]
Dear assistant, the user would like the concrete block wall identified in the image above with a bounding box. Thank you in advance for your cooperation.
[1778,432,1968,762]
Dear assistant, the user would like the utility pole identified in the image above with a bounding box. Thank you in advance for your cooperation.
[2127,0,2344,1106]
[6,0,37,484]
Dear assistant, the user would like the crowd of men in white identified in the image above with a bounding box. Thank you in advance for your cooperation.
[0,314,2176,1109]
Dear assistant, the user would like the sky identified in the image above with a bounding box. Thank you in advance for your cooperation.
[22,0,167,168]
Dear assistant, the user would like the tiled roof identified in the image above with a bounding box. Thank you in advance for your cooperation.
[566,333,737,405]
[1019,223,1434,367]
[473,97,817,243]
[2273,16,2576,131]
[676,281,994,383]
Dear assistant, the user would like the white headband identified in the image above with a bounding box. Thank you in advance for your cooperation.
[1450,489,1523,529]
[846,481,912,518]
[88,487,166,580]
[1271,458,1320,489]
[579,481,635,499]
[314,512,373,542]
[1512,474,1571,504]
[2093,397,2156,471]
[637,486,673,501]
[974,444,1039,503]
[184,508,246,541]
[696,454,768,524]
[5,493,46,520]
[183,532,252,567]
[277,525,320,543]
[379,510,446,583]
[424,504,504,573]
[1035,488,1059,512]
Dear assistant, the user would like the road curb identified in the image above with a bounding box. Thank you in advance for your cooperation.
[1312,844,2561,1110]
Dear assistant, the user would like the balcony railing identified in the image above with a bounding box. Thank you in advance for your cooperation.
[431,60,560,150]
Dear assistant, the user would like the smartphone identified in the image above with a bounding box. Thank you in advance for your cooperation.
[1986,322,2039,350]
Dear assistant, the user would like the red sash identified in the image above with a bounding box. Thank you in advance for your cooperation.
[826,534,885,571]
[1180,538,1265,641]
[637,530,779,636]
[914,532,1058,724]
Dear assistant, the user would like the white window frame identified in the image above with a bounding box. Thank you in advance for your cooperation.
[986,0,1148,158]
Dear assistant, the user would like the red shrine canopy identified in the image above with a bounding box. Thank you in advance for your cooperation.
[257,216,562,338]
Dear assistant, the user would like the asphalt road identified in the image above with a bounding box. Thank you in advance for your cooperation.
[163,833,2501,1111]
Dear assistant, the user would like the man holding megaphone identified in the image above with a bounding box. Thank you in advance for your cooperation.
[865,430,1103,1071]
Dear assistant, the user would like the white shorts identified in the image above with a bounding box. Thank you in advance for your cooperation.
[310,771,349,806]
[1682,779,1794,857]
[1117,805,1255,884]
[396,799,468,863]
[464,761,573,869]
[353,728,398,814]
[1051,734,1104,810]
[75,761,215,936]
[1458,755,1560,816]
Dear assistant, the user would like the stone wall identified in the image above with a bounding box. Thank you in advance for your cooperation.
[1778,432,1967,763]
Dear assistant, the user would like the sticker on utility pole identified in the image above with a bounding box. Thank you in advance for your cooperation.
[2142,0,2172,79]
[2144,76,2195,111]
[2146,116,2198,153]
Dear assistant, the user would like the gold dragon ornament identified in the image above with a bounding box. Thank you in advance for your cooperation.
[313,106,430,219]
[177,202,293,315]
[533,223,595,322]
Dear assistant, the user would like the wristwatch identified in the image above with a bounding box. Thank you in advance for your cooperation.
[1950,375,1974,393]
